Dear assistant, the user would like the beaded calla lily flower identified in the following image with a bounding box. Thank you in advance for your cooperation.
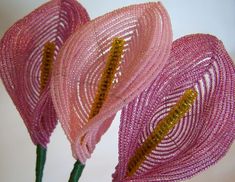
[113,34,235,182]
[0,0,89,181]
[51,1,172,167]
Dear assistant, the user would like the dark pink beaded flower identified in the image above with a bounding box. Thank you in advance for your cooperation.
[0,0,90,181]
[0,0,89,148]
[113,34,235,182]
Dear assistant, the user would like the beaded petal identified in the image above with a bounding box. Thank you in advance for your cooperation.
[113,34,235,182]
[0,0,90,147]
[51,2,172,163]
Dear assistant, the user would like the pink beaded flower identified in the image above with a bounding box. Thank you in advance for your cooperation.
[0,0,89,181]
[51,2,172,164]
[113,34,235,182]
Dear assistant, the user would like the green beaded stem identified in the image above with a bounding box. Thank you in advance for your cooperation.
[36,145,47,182]
[68,160,85,182]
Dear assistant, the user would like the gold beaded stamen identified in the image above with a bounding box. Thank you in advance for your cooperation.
[126,89,198,177]
[88,38,125,119]
[40,42,55,91]
[80,38,125,145]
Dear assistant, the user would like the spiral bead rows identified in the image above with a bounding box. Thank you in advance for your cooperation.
[113,34,235,182]
[126,89,197,177]
[0,0,90,146]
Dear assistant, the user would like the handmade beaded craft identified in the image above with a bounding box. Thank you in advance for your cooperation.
[126,89,197,177]
[89,38,125,119]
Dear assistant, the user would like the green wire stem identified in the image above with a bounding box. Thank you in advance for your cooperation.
[68,160,85,182]
[35,145,47,182]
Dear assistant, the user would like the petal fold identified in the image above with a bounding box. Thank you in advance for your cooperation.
[51,2,172,163]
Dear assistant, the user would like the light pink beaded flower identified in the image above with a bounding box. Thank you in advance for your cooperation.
[0,0,90,148]
[113,34,235,182]
[51,2,172,164]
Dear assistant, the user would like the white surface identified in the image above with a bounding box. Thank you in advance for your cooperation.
[0,0,235,182]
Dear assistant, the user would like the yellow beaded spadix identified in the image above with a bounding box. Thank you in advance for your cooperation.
[126,89,198,177]
[88,38,125,119]
[40,42,55,91]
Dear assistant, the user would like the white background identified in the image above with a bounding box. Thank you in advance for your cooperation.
[0,0,235,182]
